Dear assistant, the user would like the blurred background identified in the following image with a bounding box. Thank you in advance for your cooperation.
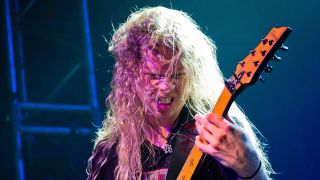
[1,0,319,179]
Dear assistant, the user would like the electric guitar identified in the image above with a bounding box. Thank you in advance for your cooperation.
[177,26,292,179]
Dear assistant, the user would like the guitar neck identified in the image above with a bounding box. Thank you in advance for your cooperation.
[177,86,234,180]
[212,86,234,116]
[176,26,292,180]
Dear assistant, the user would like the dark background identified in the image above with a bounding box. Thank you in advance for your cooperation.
[1,0,319,179]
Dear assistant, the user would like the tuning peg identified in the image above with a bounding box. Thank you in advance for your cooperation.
[249,50,256,56]
[261,39,274,46]
[252,60,259,66]
[261,50,267,56]
[268,40,274,45]
[258,76,265,83]
[238,61,245,67]
[264,65,273,73]
[280,44,289,51]
[271,55,282,62]
[262,39,268,45]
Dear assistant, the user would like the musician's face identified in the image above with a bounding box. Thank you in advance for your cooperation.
[138,47,188,126]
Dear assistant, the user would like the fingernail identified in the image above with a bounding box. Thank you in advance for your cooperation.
[195,114,200,121]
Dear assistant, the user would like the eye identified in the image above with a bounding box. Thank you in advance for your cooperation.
[172,73,185,79]
[145,73,164,80]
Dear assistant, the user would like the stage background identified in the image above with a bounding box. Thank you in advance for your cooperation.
[1,0,319,179]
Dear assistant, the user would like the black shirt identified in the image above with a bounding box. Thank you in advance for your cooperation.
[92,107,237,180]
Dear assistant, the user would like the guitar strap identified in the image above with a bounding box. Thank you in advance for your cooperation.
[166,107,199,180]
[165,132,193,179]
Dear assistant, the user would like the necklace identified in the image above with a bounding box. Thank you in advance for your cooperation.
[161,108,191,154]
[162,142,173,154]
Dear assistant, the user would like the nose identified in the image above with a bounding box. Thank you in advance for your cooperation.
[158,77,175,93]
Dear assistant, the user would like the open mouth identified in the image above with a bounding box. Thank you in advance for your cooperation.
[158,97,172,104]
[156,97,173,111]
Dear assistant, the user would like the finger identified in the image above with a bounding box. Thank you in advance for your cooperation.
[195,114,221,134]
[207,113,234,132]
[195,136,219,156]
[215,157,230,168]
[196,136,235,169]
[194,114,206,125]
[195,115,228,145]
[196,139,231,168]
[195,121,221,148]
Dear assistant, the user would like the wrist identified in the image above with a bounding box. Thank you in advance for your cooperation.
[237,160,262,179]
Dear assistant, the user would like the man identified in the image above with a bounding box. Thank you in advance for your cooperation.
[87,6,272,180]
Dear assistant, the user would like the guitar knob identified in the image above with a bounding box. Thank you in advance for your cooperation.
[264,65,273,73]
[258,76,265,83]
[249,50,256,56]
[280,44,289,51]
[271,55,282,62]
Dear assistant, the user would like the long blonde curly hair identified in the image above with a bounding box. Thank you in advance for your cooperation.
[87,6,273,180]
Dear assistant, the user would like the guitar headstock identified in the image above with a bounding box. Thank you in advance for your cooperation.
[226,27,292,94]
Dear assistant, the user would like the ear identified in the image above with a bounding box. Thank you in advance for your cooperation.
[182,81,191,101]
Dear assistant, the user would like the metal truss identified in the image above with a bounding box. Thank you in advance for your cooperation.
[3,0,101,179]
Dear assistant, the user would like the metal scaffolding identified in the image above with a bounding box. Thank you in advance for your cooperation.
[3,0,101,179]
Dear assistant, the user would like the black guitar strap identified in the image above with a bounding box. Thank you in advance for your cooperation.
[165,131,195,179]
[165,106,198,180]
